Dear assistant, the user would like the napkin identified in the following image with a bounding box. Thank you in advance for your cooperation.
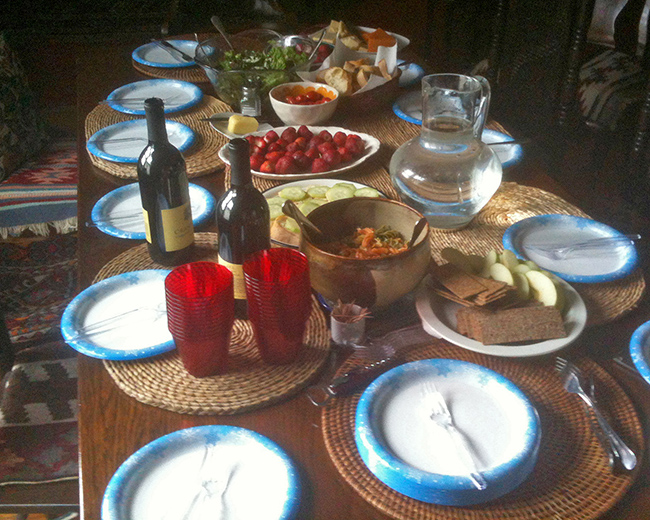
[298,35,398,96]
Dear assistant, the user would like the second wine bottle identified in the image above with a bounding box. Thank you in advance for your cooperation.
[216,138,270,319]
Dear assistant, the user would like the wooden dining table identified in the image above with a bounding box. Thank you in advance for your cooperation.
[74,38,650,520]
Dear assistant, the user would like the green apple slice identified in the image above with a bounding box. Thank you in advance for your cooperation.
[499,249,520,270]
[489,262,515,286]
[513,272,530,299]
[512,263,532,274]
[481,249,499,277]
[525,270,559,307]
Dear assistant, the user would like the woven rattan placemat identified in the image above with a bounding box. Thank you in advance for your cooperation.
[322,342,644,520]
[85,95,232,179]
[423,182,645,327]
[132,60,211,84]
[94,233,331,415]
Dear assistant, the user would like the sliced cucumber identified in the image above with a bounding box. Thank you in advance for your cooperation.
[333,182,357,191]
[269,204,284,220]
[278,187,307,201]
[266,196,285,207]
[354,187,381,198]
[299,200,321,215]
[326,185,356,201]
[281,217,300,234]
[306,185,330,199]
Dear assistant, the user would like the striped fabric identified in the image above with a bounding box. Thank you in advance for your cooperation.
[0,141,77,238]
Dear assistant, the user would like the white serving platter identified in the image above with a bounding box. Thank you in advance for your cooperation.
[218,126,380,181]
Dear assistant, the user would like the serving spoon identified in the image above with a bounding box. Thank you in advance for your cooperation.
[281,200,324,241]
[408,217,428,248]
[210,15,234,51]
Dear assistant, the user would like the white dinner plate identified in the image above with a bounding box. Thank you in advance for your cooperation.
[102,425,301,520]
[106,79,203,115]
[218,126,381,181]
[132,40,198,68]
[392,91,523,168]
[355,359,540,505]
[415,275,587,357]
[502,214,639,283]
[630,320,650,386]
[263,178,384,247]
[209,111,274,139]
[86,119,195,163]
[60,270,174,360]
[91,183,216,239]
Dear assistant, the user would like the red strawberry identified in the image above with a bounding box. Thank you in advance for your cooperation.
[345,137,365,155]
[297,125,313,139]
[253,136,266,149]
[267,141,283,153]
[250,153,265,170]
[338,146,354,163]
[246,135,256,145]
[311,158,330,173]
[317,142,336,154]
[281,127,298,143]
[275,155,298,174]
[291,150,312,169]
[264,130,279,143]
[265,151,284,162]
[304,147,320,161]
[318,130,333,142]
[308,136,324,148]
[259,160,276,174]
[333,131,347,147]
[322,149,342,167]
[293,136,308,150]
[285,142,301,154]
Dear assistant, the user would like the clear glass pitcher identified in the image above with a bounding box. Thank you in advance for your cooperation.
[390,74,502,230]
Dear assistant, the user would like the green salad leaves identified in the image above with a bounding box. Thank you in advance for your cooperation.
[218,46,309,72]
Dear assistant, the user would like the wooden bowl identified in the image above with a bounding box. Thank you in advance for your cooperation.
[299,197,430,309]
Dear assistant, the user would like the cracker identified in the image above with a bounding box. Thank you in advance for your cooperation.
[431,263,487,299]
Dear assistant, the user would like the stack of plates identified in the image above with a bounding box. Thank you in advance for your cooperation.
[355,359,541,506]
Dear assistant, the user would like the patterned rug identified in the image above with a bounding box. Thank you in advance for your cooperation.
[0,234,77,344]
[0,140,77,239]
[0,340,78,485]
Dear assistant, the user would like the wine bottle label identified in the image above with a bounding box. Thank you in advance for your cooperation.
[161,203,194,251]
[143,208,152,243]
[218,255,247,300]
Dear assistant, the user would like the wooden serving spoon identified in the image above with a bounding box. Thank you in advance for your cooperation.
[281,200,325,242]
[408,217,428,248]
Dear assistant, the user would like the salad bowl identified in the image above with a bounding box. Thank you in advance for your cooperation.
[195,29,318,114]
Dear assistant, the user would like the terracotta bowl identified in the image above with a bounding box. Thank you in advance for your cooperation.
[299,197,430,309]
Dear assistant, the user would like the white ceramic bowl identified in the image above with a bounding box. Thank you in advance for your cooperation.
[269,81,339,126]
[355,358,541,506]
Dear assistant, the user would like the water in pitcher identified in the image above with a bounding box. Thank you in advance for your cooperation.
[390,75,502,230]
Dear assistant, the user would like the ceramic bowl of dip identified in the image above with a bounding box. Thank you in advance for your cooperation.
[355,358,541,506]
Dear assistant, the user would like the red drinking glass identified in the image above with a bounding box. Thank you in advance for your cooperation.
[165,262,234,377]
[243,248,312,365]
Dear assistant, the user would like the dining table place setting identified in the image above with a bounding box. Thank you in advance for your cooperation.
[69,18,650,520]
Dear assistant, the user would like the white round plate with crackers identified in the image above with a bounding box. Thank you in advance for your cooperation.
[414,275,587,357]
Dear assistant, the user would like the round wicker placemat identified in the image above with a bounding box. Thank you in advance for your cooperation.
[94,233,331,415]
[425,182,645,327]
[84,95,232,179]
[132,60,211,84]
[322,342,644,520]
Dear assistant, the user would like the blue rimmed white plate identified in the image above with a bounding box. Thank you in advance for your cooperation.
[415,275,587,357]
[397,59,425,88]
[391,91,523,167]
[91,183,215,239]
[102,425,301,520]
[355,358,540,505]
[630,320,650,386]
[106,79,203,115]
[87,119,195,163]
[61,270,173,360]
[502,214,639,283]
[132,40,198,68]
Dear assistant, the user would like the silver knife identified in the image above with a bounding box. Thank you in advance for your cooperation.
[152,40,195,63]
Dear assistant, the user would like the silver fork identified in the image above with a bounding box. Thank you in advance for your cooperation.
[555,357,637,471]
[526,234,640,260]
[69,302,167,341]
[421,379,487,490]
